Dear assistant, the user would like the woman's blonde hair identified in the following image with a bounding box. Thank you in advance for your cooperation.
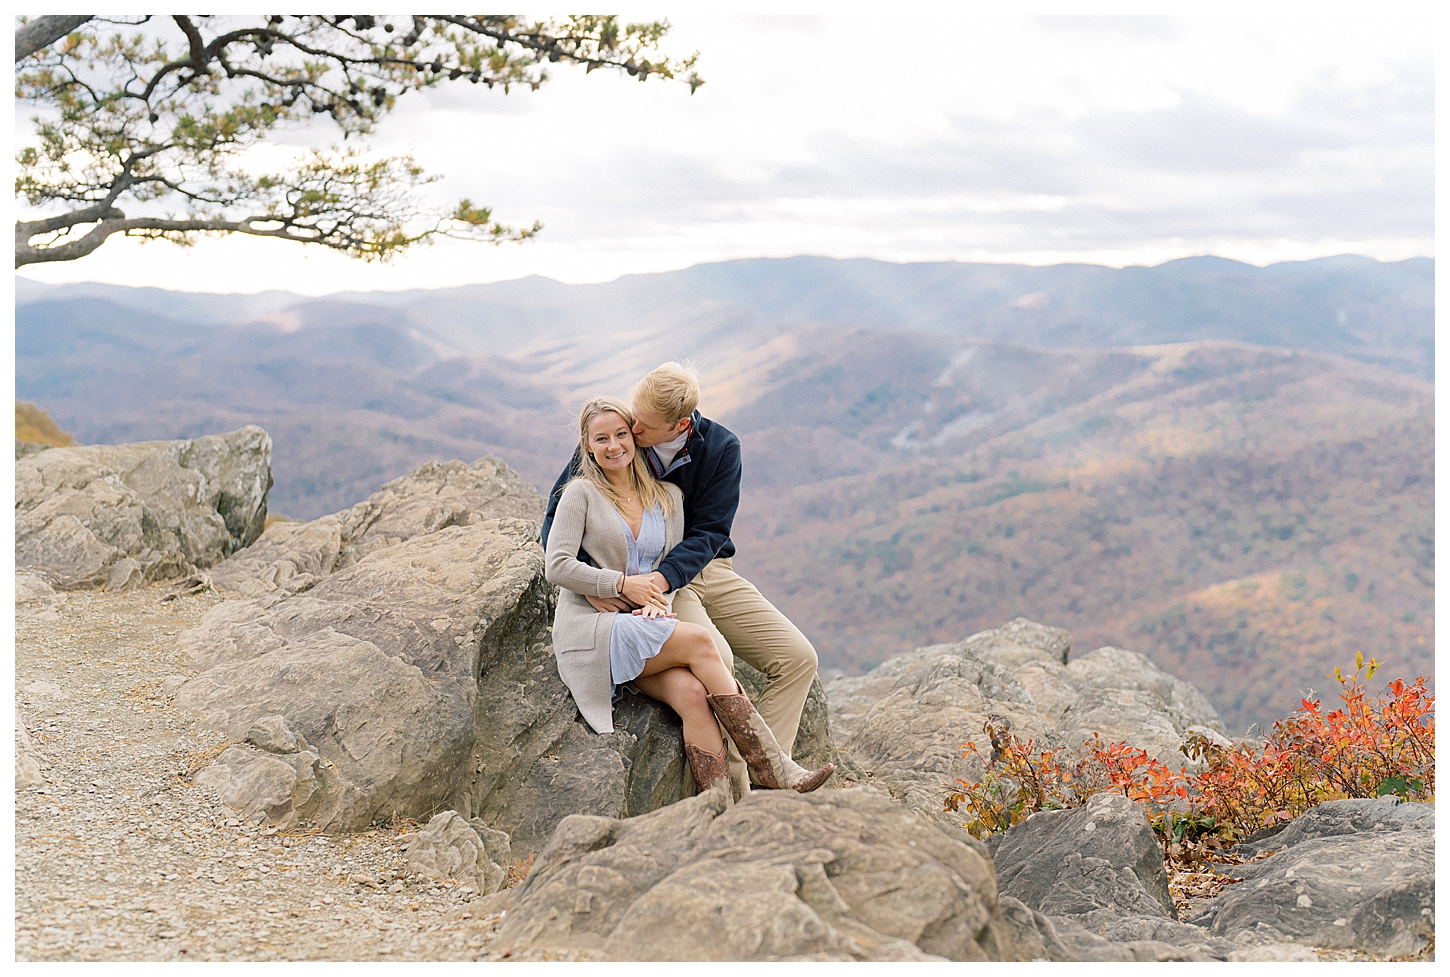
[631,361,700,425]
[574,396,676,517]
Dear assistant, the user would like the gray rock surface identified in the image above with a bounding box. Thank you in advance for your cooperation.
[404,811,507,894]
[206,456,542,598]
[1230,794,1434,856]
[498,784,1019,961]
[998,896,1074,961]
[192,715,346,830]
[177,460,704,852]
[14,426,271,589]
[188,455,839,851]
[1194,797,1435,957]
[827,620,1231,828]
[989,791,1177,921]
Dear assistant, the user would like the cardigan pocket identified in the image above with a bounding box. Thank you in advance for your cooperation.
[552,591,606,653]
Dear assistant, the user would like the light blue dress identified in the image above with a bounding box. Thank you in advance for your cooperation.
[609,504,678,691]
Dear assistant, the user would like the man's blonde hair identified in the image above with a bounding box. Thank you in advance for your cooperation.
[631,361,700,426]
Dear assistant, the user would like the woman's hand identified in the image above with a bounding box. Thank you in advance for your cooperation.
[633,603,677,620]
[620,574,669,616]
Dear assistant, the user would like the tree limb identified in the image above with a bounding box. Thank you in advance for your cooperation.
[15,15,94,62]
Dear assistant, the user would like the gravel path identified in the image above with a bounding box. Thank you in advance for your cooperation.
[14,583,574,962]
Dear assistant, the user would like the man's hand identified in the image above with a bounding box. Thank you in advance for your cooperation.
[586,594,636,613]
[645,570,672,594]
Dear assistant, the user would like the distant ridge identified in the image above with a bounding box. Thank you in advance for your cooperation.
[16,253,1433,379]
[14,254,1434,733]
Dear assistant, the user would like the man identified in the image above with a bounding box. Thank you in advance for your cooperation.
[541,361,821,799]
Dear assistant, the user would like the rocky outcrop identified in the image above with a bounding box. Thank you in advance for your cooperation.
[205,457,542,598]
[183,455,839,852]
[191,715,346,829]
[825,618,1228,828]
[1194,797,1435,957]
[498,784,1018,961]
[404,811,511,895]
[989,792,1177,921]
[14,426,272,589]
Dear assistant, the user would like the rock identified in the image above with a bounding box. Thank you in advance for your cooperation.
[830,640,1054,829]
[960,617,1072,665]
[160,675,188,698]
[16,438,49,459]
[16,720,46,789]
[833,621,1235,834]
[245,715,306,754]
[174,458,696,850]
[1193,798,1434,957]
[470,887,518,917]
[1230,795,1434,857]
[498,784,1019,961]
[989,792,1177,922]
[1066,646,1226,736]
[1054,688,1190,770]
[16,751,47,789]
[468,817,513,873]
[14,426,272,589]
[105,556,145,592]
[998,896,1074,961]
[206,456,543,598]
[1227,944,1320,961]
[206,515,345,598]
[15,570,56,604]
[405,811,506,895]
[192,743,345,829]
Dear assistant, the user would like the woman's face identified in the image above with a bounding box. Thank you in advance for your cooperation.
[586,411,635,474]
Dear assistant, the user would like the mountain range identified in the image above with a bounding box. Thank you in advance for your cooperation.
[15,253,1434,731]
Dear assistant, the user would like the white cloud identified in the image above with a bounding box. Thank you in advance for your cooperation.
[18,13,1433,295]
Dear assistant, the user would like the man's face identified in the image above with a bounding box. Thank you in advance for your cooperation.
[631,407,688,448]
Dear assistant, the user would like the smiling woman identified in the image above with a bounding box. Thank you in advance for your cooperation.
[544,395,833,796]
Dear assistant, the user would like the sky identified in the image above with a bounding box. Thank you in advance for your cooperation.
[15,12,1436,296]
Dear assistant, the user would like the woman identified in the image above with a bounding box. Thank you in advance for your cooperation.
[545,396,833,795]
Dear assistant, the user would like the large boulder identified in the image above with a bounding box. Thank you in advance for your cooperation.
[179,512,695,848]
[206,456,540,597]
[497,784,1019,961]
[989,791,1177,921]
[1193,797,1435,957]
[1060,646,1228,766]
[827,619,1230,827]
[188,456,838,851]
[830,646,1051,826]
[14,426,272,589]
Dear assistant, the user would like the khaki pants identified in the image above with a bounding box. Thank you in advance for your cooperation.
[669,557,818,799]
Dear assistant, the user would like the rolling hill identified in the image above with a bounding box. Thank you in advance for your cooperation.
[15,254,1434,731]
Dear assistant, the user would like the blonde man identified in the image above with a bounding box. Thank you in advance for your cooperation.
[542,362,821,799]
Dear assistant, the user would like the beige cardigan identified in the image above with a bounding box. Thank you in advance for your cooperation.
[545,478,685,734]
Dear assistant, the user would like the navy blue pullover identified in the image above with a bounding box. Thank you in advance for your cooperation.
[540,410,740,592]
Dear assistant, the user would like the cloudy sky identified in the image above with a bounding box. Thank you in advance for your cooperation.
[17,12,1435,295]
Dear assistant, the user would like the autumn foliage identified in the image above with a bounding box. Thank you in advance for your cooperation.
[946,655,1434,848]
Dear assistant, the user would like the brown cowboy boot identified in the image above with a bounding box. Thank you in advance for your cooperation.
[684,743,730,795]
[706,681,835,792]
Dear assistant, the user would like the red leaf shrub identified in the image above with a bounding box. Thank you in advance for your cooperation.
[946,655,1434,848]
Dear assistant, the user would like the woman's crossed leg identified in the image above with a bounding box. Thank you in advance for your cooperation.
[632,621,733,753]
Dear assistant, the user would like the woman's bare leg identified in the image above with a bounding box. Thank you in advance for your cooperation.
[636,621,736,695]
[633,666,724,753]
